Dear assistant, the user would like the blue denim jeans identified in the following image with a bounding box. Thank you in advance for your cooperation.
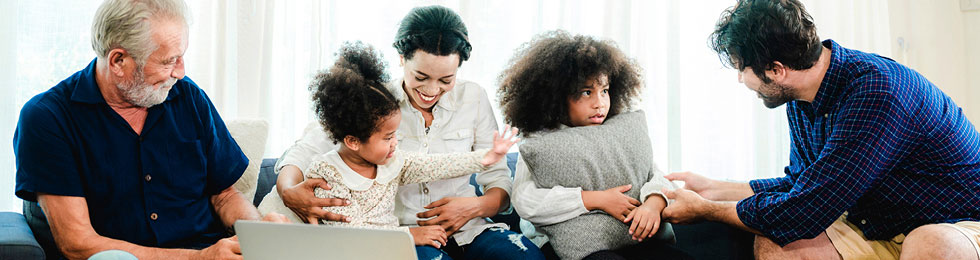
[416,227,544,260]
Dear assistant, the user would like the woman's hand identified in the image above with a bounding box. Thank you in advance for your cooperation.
[416,196,484,234]
[480,125,520,167]
[410,226,448,248]
[582,184,642,221]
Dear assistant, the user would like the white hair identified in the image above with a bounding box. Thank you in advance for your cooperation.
[91,0,190,67]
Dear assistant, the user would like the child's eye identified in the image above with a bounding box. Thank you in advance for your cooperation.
[602,89,609,94]
[581,90,592,96]
[439,79,451,84]
[415,76,426,81]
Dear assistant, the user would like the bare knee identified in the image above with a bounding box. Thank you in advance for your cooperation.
[753,233,841,260]
[901,224,978,260]
[754,235,786,260]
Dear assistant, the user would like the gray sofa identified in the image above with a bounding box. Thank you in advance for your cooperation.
[0,155,754,260]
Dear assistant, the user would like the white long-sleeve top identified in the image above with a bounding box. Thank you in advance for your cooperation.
[266,79,511,245]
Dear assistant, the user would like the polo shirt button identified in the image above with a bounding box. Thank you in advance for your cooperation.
[145,174,152,182]
[150,213,158,220]
[860,219,867,225]
[139,136,144,142]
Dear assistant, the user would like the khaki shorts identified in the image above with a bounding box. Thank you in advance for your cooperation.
[825,215,980,260]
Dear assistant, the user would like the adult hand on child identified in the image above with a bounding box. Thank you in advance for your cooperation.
[582,184,642,222]
[417,196,486,234]
[280,175,351,224]
[481,125,520,167]
[665,171,753,201]
[624,195,667,242]
[664,172,718,200]
[410,225,448,249]
[661,188,710,224]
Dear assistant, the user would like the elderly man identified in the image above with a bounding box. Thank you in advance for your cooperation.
[13,0,284,259]
[662,0,980,259]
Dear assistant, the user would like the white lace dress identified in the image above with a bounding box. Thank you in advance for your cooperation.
[262,148,490,232]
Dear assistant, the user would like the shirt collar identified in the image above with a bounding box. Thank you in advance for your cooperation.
[323,149,401,191]
[810,39,849,115]
[70,58,182,105]
[70,59,106,104]
[387,78,459,112]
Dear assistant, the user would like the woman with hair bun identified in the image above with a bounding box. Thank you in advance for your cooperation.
[260,5,544,260]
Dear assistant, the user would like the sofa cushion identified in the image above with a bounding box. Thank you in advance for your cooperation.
[226,119,269,201]
[0,212,44,260]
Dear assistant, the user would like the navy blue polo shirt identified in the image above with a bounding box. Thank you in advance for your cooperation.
[14,59,248,248]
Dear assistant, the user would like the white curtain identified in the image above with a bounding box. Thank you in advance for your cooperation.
[0,0,891,213]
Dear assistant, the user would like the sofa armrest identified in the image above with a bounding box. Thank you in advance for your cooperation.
[0,212,44,260]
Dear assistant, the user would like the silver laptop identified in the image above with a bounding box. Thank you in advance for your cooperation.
[235,220,417,260]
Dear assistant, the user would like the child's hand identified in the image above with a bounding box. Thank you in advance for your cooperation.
[624,195,667,242]
[582,184,642,221]
[410,226,447,248]
[480,125,520,167]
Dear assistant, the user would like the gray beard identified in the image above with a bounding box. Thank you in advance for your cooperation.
[117,68,176,108]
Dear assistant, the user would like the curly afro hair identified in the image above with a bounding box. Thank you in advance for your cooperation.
[310,41,399,144]
[497,30,643,134]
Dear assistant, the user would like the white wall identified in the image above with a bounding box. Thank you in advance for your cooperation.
[966,9,980,123]
[888,0,979,122]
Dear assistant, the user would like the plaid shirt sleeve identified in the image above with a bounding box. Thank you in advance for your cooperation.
[736,89,913,246]
[750,175,793,193]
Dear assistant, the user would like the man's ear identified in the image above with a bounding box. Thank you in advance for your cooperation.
[107,48,130,77]
[343,135,360,151]
[767,61,787,83]
[399,55,405,67]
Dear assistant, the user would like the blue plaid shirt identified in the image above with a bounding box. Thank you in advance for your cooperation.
[736,40,980,246]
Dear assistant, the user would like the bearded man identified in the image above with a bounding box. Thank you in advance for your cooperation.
[14,0,284,259]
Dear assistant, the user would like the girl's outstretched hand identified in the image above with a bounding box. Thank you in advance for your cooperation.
[481,125,520,167]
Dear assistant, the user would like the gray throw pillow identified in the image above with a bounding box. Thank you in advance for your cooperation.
[519,110,675,260]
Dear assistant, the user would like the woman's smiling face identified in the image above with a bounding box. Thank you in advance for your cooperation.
[400,50,460,112]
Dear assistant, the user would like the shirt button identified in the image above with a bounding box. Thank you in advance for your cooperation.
[423,143,428,147]
[150,213,158,220]
[139,136,144,142]
[860,219,867,225]
[145,175,152,182]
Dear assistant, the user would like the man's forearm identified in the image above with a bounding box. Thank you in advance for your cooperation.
[39,194,199,260]
[63,235,198,260]
[704,201,761,235]
[211,186,262,228]
[711,181,755,201]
